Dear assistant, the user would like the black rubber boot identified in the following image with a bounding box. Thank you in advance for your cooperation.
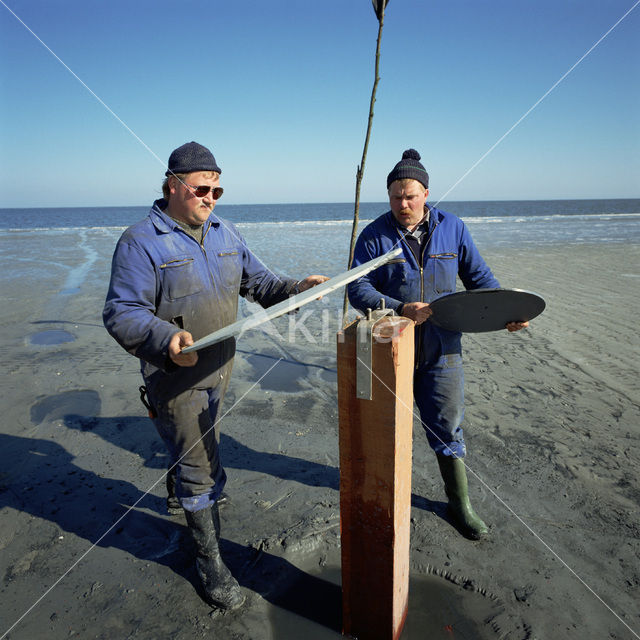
[436,454,488,540]
[184,503,245,610]
[166,468,182,516]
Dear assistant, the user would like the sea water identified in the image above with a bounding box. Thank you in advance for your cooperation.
[1,199,639,313]
[2,199,639,243]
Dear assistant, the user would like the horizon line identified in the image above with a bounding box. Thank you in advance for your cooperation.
[2,196,640,211]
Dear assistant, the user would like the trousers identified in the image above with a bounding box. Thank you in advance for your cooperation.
[414,353,466,458]
[146,369,231,512]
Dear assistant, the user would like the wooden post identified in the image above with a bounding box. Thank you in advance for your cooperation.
[337,316,415,640]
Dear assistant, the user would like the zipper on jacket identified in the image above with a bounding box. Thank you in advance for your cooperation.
[416,221,439,368]
[396,229,424,369]
[202,221,211,246]
[396,219,439,369]
[197,221,220,294]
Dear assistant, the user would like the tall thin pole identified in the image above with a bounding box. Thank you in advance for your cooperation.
[342,5,386,327]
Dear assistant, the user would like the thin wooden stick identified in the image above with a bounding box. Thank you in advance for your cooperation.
[342,7,386,327]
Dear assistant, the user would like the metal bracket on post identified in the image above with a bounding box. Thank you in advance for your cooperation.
[356,299,395,400]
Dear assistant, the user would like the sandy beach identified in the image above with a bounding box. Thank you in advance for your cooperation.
[1,228,639,639]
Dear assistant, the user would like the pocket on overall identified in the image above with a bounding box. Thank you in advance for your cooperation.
[160,256,203,300]
[215,249,242,290]
[429,253,458,294]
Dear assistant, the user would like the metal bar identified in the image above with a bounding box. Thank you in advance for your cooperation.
[182,247,402,353]
[355,301,394,400]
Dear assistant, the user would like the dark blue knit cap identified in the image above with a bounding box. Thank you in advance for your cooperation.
[386,149,429,189]
[165,141,221,177]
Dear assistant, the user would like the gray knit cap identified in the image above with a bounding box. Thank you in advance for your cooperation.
[165,141,221,176]
[386,149,429,189]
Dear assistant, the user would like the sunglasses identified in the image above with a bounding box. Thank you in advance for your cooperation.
[183,183,224,199]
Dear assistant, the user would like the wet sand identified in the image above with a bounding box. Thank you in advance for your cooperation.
[1,233,639,639]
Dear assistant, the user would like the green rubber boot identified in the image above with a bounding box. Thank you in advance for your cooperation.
[436,454,488,540]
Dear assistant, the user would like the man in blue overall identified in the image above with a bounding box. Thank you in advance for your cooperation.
[348,149,527,540]
[103,142,326,609]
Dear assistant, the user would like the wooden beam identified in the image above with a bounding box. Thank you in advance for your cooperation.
[337,316,415,640]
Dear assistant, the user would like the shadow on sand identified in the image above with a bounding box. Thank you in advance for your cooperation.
[36,388,448,518]
[1,430,343,632]
[5,388,456,633]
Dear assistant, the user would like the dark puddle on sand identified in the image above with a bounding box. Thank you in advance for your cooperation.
[30,389,101,424]
[29,329,76,346]
[247,354,307,392]
[269,566,504,639]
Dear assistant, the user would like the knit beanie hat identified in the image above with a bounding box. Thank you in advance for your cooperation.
[165,141,221,176]
[386,149,429,189]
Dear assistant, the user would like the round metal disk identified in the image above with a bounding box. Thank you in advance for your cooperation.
[428,288,546,333]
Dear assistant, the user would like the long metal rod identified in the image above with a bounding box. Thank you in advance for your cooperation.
[182,247,402,353]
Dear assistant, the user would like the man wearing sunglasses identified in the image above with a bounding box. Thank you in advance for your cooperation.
[103,141,327,610]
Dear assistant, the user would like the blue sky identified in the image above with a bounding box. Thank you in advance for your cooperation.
[1,0,638,207]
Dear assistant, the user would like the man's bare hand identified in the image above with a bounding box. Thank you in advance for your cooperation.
[506,321,529,332]
[169,331,198,367]
[400,301,432,325]
[297,275,330,293]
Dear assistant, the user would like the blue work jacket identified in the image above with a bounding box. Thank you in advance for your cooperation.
[103,200,295,390]
[347,207,499,366]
